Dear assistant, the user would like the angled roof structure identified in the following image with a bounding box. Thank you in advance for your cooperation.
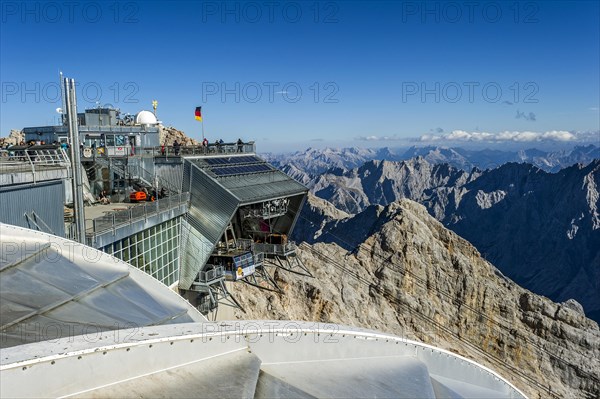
[187,154,307,204]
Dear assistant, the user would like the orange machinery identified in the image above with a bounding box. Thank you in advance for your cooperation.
[129,191,147,202]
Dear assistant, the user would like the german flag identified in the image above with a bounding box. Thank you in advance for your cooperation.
[195,106,202,122]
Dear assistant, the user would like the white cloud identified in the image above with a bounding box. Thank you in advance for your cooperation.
[541,131,577,141]
[355,135,403,141]
[419,134,443,142]
[419,130,593,143]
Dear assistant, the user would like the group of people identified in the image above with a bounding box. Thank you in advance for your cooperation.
[162,140,184,155]
[1,140,65,160]
[207,138,245,153]
[2,140,50,149]
[141,187,167,201]
[160,138,246,156]
[98,190,111,205]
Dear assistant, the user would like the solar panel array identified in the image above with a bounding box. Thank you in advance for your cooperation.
[205,156,261,166]
[202,155,273,177]
[212,164,272,176]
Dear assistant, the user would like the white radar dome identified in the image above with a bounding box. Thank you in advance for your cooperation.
[135,110,158,125]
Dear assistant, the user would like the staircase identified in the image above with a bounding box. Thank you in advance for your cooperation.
[92,157,181,195]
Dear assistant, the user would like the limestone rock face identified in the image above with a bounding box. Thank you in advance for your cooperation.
[292,159,600,323]
[233,199,600,399]
[291,193,349,242]
[0,130,24,147]
[310,157,479,215]
[159,126,199,146]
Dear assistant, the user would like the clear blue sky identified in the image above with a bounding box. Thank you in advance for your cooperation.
[1,0,599,151]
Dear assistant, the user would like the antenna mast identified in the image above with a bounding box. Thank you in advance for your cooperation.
[63,76,86,244]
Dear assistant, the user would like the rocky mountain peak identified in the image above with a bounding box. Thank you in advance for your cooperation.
[0,129,24,147]
[235,197,600,398]
[159,125,199,146]
[295,155,600,322]
[583,160,600,230]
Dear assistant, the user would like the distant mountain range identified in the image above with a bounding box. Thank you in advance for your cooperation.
[280,151,600,323]
[263,144,600,174]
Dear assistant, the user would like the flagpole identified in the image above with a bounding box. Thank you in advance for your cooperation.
[202,117,205,140]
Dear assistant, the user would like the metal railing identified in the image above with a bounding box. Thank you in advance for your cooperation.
[131,162,181,194]
[242,204,288,219]
[79,142,256,158]
[212,239,265,268]
[86,192,190,234]
[0,146,70,166]
[237,238,254,251]
[198,266,224,284]
[142,142,256,157]
[253,251,265,267]
[0,146,71,184]
[197,296,217,315]
[93,157,181,195]
[79,125,158,133]
[253,241,297,257]
[237,238,295,257]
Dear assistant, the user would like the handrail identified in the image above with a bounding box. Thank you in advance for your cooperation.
[0,147,70,167]
[242,205,288,219]
[0,147,70,185]
[86,192,190,235]
[141,142,256,157]
[94,157,181,195]
[237,238,254,251]
[253,251,265,267]
[198,265,224,284]
[75,142,256,159]
[253,241,297,256]
[237,238,296,257]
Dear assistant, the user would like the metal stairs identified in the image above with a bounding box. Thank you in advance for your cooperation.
[93,157,181,194]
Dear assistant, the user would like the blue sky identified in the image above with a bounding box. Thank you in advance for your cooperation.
[1,0,599,151]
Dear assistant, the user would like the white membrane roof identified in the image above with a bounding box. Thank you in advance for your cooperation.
[0,223,205,349]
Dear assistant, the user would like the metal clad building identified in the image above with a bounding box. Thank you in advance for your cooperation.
[180,160,239,288]
[0,180,65,237]
[0,149,69,237]
[179,155,307,290]
[154,159,184,194]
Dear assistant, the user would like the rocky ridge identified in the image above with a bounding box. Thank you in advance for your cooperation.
[159,126,199,146]
[0,130,24,147]
[292,158,600,322]
[233,199,600,398]
[264,144,600,175]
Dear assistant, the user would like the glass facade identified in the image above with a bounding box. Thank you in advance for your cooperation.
[100,217,182,287]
